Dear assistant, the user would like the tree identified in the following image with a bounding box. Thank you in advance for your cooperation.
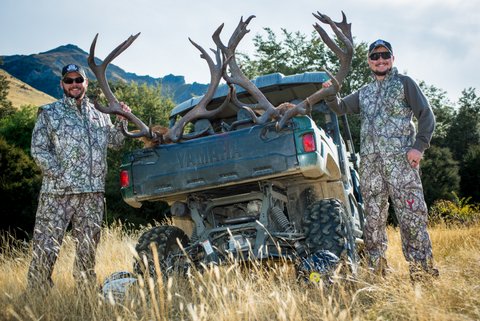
[0,70,15,118]
[0,137,41,238]
[419,81,455,147]
[112,81,175,128]
[88,80,174,128]
[446,87,480,160]
[239,29,330,79]
[0,104,37,153]
[443,88,480,201]
[461,145,480,202]
[421,145,460,207]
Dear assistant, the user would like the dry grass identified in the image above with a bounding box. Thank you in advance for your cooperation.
[1,223,479,321]
[1,69,56,109]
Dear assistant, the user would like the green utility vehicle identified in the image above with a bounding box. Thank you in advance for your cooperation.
[119,72,364,278]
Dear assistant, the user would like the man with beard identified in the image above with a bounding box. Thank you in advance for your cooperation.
[28,64,130,290]
[323,40,439,281]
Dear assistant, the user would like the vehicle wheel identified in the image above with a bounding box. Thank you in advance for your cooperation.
[302,198,358,272]
[133,225,190,278]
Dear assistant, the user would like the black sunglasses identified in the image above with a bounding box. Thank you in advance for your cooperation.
[63,76,85,84]
[369,52,392,61]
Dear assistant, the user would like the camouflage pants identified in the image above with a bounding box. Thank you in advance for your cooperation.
[27,192,104,289]
[359,153,435,272]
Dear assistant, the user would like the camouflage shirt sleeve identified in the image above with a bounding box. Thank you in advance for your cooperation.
[325,90,361,115]
[401,75,436,153]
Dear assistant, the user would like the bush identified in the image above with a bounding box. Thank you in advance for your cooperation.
[430,192,480,227]
[0,137,41,238]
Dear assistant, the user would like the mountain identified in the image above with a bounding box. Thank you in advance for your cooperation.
[0,69,56,109]
[0,44,208,104]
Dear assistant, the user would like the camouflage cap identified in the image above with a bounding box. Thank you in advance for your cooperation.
[368,39,393,55]
[61,64,87,79]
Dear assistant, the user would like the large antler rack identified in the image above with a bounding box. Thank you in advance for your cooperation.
[88,32,233,145]
[87,10,353,146]
[220,11,354,130]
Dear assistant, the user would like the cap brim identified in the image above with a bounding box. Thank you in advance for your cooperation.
[62,71,87,79]
[369,45,393,56]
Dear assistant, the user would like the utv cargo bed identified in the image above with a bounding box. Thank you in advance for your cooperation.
[120,72,340,207]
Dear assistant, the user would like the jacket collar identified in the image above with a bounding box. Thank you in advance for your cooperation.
[62,95,90,110]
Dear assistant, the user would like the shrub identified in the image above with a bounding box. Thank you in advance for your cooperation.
[430,192,480,227]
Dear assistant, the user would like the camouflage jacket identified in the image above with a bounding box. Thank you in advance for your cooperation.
[326,67,435,157]
[31,95,125,194]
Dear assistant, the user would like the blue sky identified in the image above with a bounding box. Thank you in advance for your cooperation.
[1,0,478,103]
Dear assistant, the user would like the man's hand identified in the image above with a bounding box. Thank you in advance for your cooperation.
[321,80,337,103]
[407,148,423,168]
[116,102,131,120]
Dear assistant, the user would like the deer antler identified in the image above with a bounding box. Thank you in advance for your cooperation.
[213,16,281,124]
[219,12,353,130]
[88,33,157,140]
[166,29,232,143]
[276,11,353,129]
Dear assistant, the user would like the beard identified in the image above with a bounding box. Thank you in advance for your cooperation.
[372,68,391,77]
[63,86,85,100]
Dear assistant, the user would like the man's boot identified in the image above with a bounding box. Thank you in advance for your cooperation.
[409,260,439,283]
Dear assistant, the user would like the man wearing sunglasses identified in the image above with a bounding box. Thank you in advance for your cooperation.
[28,63,131,291]
[324,40,438,282]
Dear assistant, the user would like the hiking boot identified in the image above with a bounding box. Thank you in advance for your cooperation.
[409,261,439,283]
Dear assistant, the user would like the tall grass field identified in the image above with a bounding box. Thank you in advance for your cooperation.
[1,223,479,321]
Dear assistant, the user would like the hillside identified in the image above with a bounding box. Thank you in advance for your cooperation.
[0,44,208,104]
[1,69,56,109]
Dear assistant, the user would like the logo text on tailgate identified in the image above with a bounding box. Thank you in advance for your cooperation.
[176,141,241,168]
